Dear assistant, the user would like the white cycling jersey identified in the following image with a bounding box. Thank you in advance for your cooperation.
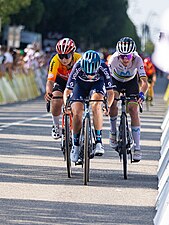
[108,51,146,82]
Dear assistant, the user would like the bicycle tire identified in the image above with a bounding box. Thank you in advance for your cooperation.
[121,113,127,179]
[84,117,90,185]
[65,114,72,178]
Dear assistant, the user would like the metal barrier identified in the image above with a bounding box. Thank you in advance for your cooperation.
[154,107,169,225]
[0,68,46,105]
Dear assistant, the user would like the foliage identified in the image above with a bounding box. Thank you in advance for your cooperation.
[36,0,140,50]
[10,0,44,31]
[6,0,141,50]
[0,0,31,24]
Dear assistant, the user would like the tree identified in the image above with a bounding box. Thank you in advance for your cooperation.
[7,0,141,50]
[10,0,44,31]
[36,0,140,50]
[0,0,31,25]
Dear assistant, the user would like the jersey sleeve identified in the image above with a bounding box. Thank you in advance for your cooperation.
[66,62,81,90]
[137,57,146,78]
[47,55,59,82]
[100,63,114,90]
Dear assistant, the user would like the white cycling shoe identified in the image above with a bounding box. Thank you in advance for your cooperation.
[52,125,60,139]
[70,145,80,162]
[94,143,104,156]
[109,132,118,149]
[133,149,142,162]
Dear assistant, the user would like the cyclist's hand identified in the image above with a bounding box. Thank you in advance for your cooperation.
[44,93,53,102]
[103,106,110,116]
[138,91,145,104]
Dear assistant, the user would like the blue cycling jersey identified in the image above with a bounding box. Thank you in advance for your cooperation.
[66,61,114,90]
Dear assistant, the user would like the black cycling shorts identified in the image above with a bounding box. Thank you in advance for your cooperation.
[112,75,139,97]
[52,76,67,93]
[71,78,106,100]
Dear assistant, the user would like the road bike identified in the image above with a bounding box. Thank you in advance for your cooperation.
[71,97,107,185]
[114,90,142,179]
[46,96,72,178]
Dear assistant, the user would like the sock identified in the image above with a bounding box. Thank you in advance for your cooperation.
[73,133,80,146]
[131,126,140,150]
[95,130,102,144]
[52,115,60,127]
[110,116,117,134]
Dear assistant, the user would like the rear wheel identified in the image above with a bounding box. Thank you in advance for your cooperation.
[121,113,127,179]
[65,114,72,178]
[84,117,90,185]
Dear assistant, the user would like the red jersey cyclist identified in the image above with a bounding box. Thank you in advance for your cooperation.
[45,38,81,139]
[108,37,148,162]
[143,57,156,105]
[64,50,114,163]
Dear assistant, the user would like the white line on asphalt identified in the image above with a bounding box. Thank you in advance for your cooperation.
[0,113,50,131]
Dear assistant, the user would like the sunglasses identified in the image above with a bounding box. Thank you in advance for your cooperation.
[119,54,133,60]
[58,53,72,60]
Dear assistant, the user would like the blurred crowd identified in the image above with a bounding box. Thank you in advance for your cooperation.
[0,43,55,94]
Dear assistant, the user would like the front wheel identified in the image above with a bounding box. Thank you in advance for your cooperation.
[121,113,127,179]
[65,114,72,178]
[83,117,90,185]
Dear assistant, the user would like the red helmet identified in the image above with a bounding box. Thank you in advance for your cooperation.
[56,38,76,54]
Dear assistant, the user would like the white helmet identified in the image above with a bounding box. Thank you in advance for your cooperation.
[116,37,136,54]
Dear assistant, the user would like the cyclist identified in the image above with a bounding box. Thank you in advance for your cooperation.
[143,57,156,105]
[64,50,114,163]
[44,38,81,139]
[108,37,148,162]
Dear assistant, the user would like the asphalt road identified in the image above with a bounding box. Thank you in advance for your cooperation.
[0,76,168,225]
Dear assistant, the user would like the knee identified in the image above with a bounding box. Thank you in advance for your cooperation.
[128,105,138,117]
[92,102,101,112]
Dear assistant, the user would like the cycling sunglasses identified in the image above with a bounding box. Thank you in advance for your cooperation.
[58,53,72,60]
[119,54,133,60]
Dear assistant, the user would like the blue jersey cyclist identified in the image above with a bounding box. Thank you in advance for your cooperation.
[64,50,114,163]
[108,37,148,162]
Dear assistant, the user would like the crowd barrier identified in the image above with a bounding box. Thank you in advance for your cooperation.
[0,68,46,105]
[154,86,169,225]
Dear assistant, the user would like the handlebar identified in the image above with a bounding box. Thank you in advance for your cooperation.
[114,95,143,113]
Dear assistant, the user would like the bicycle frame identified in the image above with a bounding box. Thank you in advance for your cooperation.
[46,96,72,178]
[71,98,106,185]
[61,111,72,178]
[115,91,139,179]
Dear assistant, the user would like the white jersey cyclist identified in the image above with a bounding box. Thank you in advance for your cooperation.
[108,51,146,82]
[108,37,148,163]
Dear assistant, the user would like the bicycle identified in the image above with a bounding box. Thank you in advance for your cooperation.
[46,96,72,178]
[114,90,142,180]
[70,97,107,185]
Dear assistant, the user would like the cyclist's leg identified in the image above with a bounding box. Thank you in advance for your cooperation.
[90,81,105,155]
[51,83,64,139]
[125,77,142,161]
[70,82,88,162]
[109,78,121,148]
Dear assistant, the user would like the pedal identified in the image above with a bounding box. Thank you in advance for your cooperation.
[132,159,141,163]
[75,158,83,166]
[95,152,103,156]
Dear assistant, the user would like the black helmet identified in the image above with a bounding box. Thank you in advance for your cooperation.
[116,37,136,54]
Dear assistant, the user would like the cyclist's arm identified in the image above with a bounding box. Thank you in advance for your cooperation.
[63,88,72,106]
[106,89,114,107]
[44,80,54,101]
[152,72,157,85]
[139,77,148,94]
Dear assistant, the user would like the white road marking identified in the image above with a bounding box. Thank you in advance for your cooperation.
[0,113,50,131]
